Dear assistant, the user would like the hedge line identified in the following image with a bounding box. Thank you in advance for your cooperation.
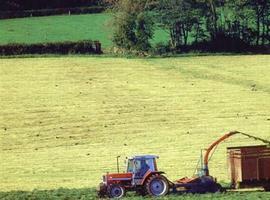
[154,34,270,55]
[0,41,102,55]
[0,6,105,19]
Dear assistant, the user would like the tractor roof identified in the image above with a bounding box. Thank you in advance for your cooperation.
[128,155,159,160]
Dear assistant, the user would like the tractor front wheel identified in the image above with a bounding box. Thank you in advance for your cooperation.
[145,174,169,196]
[108,184,125,198]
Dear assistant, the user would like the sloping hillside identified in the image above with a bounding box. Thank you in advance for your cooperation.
[1,55,270,191]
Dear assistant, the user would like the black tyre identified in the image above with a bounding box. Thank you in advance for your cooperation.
[108,184,125,198]
[98,182,107,198]
[215,183,226,193]
[264,185,270,192]
[145,174,169,196]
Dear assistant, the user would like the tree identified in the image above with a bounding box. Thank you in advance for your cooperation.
[112,12,137,49]
[110,0,154,51]
[135,12,154,51]
[248,0,270,45]
[226,0,270,45]
[206,0,218,39]
[224,0,254,44]
[155,0,201,48]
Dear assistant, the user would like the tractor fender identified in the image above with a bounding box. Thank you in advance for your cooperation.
[141,171,165,185]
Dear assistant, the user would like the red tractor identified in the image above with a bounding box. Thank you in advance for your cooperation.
[98,155,170,198]
[98,131,270,198]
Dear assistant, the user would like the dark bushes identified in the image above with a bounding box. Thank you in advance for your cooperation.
[152,38,270,55]
[153,42,172,55]
[172,33,270,54]
[0,41,102,56]
[191,33,252,53]
[0,7,105,19]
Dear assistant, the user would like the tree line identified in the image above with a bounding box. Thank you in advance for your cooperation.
[0,0,102,11]
[109,0,270,52]
[1,0,269,53]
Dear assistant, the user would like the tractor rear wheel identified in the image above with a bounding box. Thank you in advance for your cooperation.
[108,184,125,198]
[264,185,270,192]
[145,174,169,196]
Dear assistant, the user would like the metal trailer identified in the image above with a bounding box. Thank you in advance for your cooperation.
[227,145,270,191]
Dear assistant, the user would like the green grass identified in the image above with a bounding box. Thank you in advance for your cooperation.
[0,14,112,47]
[1,55,270,199]
[0,14,169,48]
[0,188,269,200]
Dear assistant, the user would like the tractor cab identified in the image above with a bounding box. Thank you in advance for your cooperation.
[127,155,158,180]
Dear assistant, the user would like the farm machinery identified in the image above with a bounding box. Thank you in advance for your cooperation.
[98,131,270,198]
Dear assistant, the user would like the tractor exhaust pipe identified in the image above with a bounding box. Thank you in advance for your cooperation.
[116,156,120,173]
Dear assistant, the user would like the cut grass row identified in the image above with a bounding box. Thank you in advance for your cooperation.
[1,55,270,192]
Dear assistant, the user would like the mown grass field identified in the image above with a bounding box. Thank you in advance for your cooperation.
[0,13,168,48]
[1,55,270,199]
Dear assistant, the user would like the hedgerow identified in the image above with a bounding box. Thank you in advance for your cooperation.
[0,41,102,55]
[0,7,105,19]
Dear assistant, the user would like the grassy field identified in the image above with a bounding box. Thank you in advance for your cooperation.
[0,13,168,48]
[0,188,269,200]
[0,55,270,198]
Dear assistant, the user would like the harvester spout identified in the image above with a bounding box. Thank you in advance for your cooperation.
[202,130,270,176]
[203,131,240,176]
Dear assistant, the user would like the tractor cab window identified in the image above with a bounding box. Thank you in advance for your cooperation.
[127,157,157,174]
[127,159,134,173]
[134,159,156,172]
[145,159,156,171]
[134,160,142,173]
